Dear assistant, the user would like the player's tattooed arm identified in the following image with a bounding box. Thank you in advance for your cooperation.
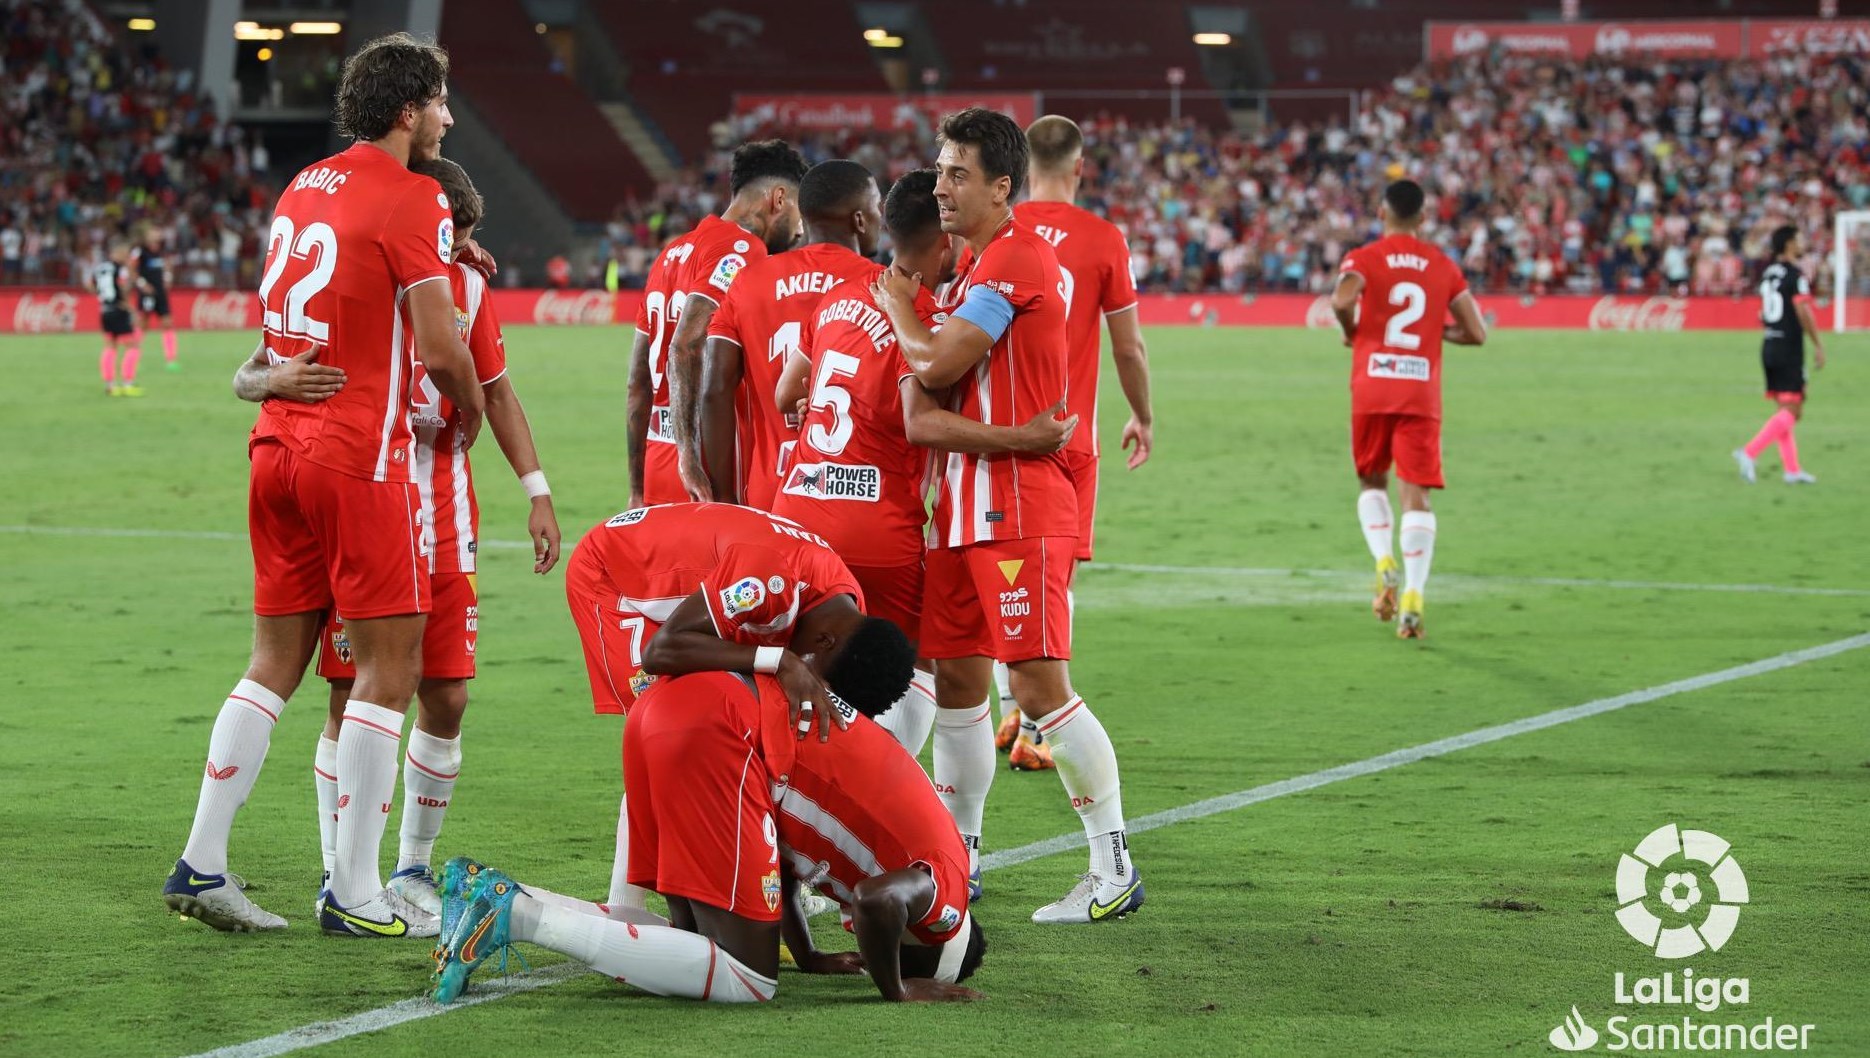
[698,337,744,502]
[901,380,1076,455]
[1444,291,1488,347]
[780,873,865,975]
[482,375,561,574]
[642,591,844,742]
[626,331,653,507]
[232,341,345,404]
[871,268,994,389]
[852,870,980,1002]
[667,293,721,501]
[1331,272,1364,347]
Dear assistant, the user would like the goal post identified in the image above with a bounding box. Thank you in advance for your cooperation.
[1833,210,1870,333]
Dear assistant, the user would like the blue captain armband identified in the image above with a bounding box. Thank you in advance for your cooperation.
[951,284,1015,342]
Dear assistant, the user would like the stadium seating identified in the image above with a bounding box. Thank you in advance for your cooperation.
[439,0,655,222]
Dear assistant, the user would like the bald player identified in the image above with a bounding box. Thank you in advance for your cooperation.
[996,115,1155,767]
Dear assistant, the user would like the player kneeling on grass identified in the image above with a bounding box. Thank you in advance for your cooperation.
[232,157,562,931]
[564,501,915,922]
[432,670,984,1004]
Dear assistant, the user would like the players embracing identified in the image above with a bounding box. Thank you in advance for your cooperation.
[873,107,1144,924]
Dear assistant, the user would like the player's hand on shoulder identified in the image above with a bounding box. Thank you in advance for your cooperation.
[272,344,346,403]
[797,950,866,975]
[457,237,498,277]
[677,453,715,503]
[776,650,843,742]
[870,265,920,310]
[897,978,984,1003]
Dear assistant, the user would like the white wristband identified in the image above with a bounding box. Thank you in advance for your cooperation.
[520,470,550,499]
[753,646,784,674]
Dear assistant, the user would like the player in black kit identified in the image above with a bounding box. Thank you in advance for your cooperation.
[93,241,141,397]
[1732,226,1824,485]
[133,227,179,371]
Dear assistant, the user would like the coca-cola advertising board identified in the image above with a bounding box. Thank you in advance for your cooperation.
[0,289,1778,334]
[732,93,1038,132]
[1426,19,1870,60]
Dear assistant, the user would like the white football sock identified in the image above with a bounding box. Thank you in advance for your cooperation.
[1017,715,1044,746]
[1037,696,1132,881]
[606,794,652,918]
[1400,510,1437,594]
[180,679,285,876]
[396,727,460,871]
[512,893,775,1002]
[524,880,668,927]
[314,734,339,876]
[993,662,1015,715]
[932,703,995,868]
[876,670,937,757]
[331,700,405,908]
[1357,489,1394,564]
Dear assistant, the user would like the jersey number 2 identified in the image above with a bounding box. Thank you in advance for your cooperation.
[1384,282,1427,351]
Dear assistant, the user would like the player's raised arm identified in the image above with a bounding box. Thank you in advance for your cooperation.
[901,379,1076,455]
[625,330,652,507]
[872,267,995,389]
[1106,307,1154,469]
[1444,291,1488,347]
[666,292,722,501]
[408,278,485,447]
[1332,269,1365,347]
[641,590,844,742]
[699,334,745,502]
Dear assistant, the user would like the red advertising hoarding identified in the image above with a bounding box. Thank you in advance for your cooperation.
[732,92,1039,132]
[1424,19,1870,61]
[0,289,1775,334]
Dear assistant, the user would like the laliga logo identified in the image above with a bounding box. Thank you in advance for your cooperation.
[1615,824,1748,959]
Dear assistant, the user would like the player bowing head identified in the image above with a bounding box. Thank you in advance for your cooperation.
[334,32,452,164]
[886,167,960,284]
[731,140,811,254]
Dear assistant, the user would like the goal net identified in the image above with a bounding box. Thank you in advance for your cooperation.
[1832,210,1870,332]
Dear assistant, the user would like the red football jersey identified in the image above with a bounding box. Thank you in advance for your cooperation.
[1338,233,1469,420]
[414,262,508,574]
[931,219,1076,546]
[776,708,972,945]
[573,502,863,641]
[769,277,942,568]
[633,215,768,452]
[1012,201,1138,456]
[252,143,454,482]
[706,242,877,509]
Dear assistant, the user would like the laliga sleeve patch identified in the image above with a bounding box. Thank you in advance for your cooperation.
[720,575,766,616]
[437,217,455,263]
[709,253,748,293]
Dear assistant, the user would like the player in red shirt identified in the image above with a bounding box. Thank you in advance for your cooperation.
[628,141,806,506]
[771,168,1076,756]
[164,33,486,937]
[995,115,1157,766]
[1331,180,1488,640]
[431,673,984,1005]
[874,108,1144,924]
[700,159,883,508]
[563,501,915,921]
[233,159,561,919]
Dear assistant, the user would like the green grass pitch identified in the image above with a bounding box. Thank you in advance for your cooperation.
[0,323,1864,1057]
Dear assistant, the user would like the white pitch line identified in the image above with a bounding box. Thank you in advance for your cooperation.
[6,524,1867,599]
[177,631,1870,1058]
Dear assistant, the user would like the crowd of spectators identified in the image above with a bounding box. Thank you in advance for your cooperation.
[598,51,1866,298]
[0,0,275,289]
